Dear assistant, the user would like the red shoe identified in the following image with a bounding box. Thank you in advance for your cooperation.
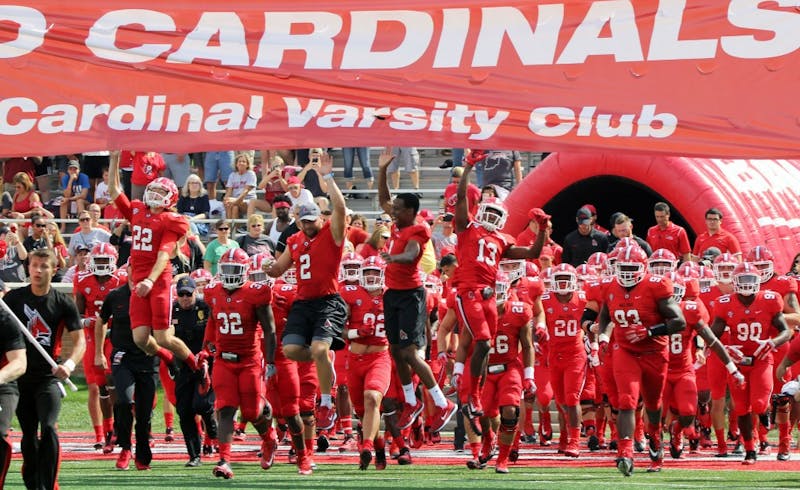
[297,452,313,476]
[135,459,151,471]
[232,428,246,442]
[429,400,457,433]
[260,438,278,470]
[669,420,683,459]
[102,431,115,455]
[564,438,580,458]
[339,434,358,452]
[397,399,425,430]
[397,447,413,465]
[316,405,338,431]
[115,449,131,470]
[213,460,234,479]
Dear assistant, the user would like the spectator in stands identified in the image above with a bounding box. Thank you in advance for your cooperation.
[61,243,90,284]
[172,232,205,278]
[59,157,90,232]
[236,213,274,256]
[23,214,51,254]
[562,206,609,266]
[481,185,499,202]
[109,220,131,267]
[203,151,235,201]
[284,176,314,210]
[374,213,392,232]
[787,252,800,276]
[247,154,298,216]
[346,212,369,249]
[357,226,390,258]
[263,195,294,249]
[130,151,166,202]
[203,219,239,275]
[431,212,457,259]
[2,172,53,220]
[45,222,68,278]
[274,204,300,257]
[224,153,257,222]
[76,203,110,233]
[81,151,110,199]
[443,167,480,216]
[478,149,522,192]
[606,213,652,255]
[1,156,38,194]
[388,147,420,193]
[692,207,741,259]
[177,174,210,237]
[516,208,562,264]
[342,147,373,195]
[93,168,111,213]
[0,225,27,282]
[296,148,329,198]
[162,153,191,189]
[646,201,691,262]
[67,210,111,263]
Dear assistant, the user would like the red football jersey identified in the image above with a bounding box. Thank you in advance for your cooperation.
[205,281,272,360]
[286,221,344,300]
[514,276,544,306]
[784,333,800,365]
[668,300,710,373]
[488,300,532,365]
[763,275,798,300]
[604,274,674,354]
[542,290,587,355]
[713,290,784,358]
[443,182,480,216]
[699,285,730,343]
[454,222,514,289]
[271,280,297,363]
[74,270,125,319]
[341,284,389,347]
[384,222,430,290]
[584,277,613,306]
[114,194,188,281]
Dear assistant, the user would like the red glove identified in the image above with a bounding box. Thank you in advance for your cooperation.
[523,378,537,399]
[754,338,777,360]
[535,323,549,342]
[357,318,376,338]
[197,359,211,395]
[464,150,487,167]
[624,324,650,344]
[196,349,211,364]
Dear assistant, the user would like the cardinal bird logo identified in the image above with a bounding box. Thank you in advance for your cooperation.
[24,305,52,347]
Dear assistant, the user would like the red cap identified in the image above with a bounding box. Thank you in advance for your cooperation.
[287,176,301,185]
[418,209,434,223]
[527,207,550,221]
[440,246,456,258]
[582,204,597,215]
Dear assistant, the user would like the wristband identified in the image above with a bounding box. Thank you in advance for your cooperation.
[453,362,465,375]
[535,322,546,332]
[141,278,154,287]
[524,366,534,380]
[63,359,76,373]
[648,323,669,337]
[347,329,359,340]
[725,361,738,374]
[323,173,334,181]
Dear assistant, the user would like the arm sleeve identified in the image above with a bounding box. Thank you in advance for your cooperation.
[113,194,133,221]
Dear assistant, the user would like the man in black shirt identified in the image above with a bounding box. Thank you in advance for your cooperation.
[0,303,26,487]
[562,207,610,266]
[97,269,158,471]
[4,248,84,490]
[171,277,216,467]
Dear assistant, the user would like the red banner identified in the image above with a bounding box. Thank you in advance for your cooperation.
[1,1,799,157]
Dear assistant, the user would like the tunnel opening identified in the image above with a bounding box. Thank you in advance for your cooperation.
[541,175,696,247]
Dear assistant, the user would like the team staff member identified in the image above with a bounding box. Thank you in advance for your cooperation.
[171,277,216,468]
[692,208,741,258]
[5,248,85,489]
[376,148,457,433]
[646,202,691,262]
[97,266,159,471]
[0,305,26,487]
[562,207,610,267]
[265,151,347,432]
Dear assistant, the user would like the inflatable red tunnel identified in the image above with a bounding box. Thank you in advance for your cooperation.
[503,153,800,273]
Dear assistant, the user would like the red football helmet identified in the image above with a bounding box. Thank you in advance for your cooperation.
[248,251,275,285]
[495,271,511,305]
[696,265,715,290]
[713,252,739,285]
[575,264,599,288]
[89,242,118,276]
[360,256,386,292]
[614,237,641,252]
[615,246,648,287]
[541,267,555,292]
[733,262,760,296]
[218,248,249,289]
[647,249,677,277]
[475,197,507,232]
[143,177,179,209]
[587,252,610,277]
[667,271,686,303]
[340,252,364,283]
[746,246,775,284]
[499,259,526,283]
[189,268,213,286]
[525,261,540,278]
[551,263,578,294]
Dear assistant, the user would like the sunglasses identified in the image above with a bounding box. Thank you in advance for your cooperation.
[35,223,47,228]
[217,227,229,231]
[79,217,90,222]
[177,291,193,297]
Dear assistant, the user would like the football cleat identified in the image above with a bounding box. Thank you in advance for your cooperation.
[213,460,234,479]
[397,399,425,430]
[260,437,278,470]
[316,433,330,453]
[135,459,151,471]
[316,405,338,431]
[669,420,683,459]
[103,431,116,455]
[429,400,457,433]
[742,450,757,465]
[509,448,519,463]
[615,457,634,477]
[115,449,132,470]
[461,401,483,436]
[634,439,645,453]
[732,441,745,455]
[165,427,175,443]
[495,461,509,474]
[184,456,201,468]
[466,458,486,470]
[759,440,771,456]
[587,434,600,452]
[397,447,413,465]
[339,434,359,452]
[359,449,372,470]
[375,445,387,470]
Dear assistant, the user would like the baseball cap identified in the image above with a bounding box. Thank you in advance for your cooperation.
[75,243,91,253]
[576,207,593,225]
[176,277,196,294]
[68,160,80,169]
[418,209,434,224]
[273,200,290,209]
[702,246,722,262]
[298,202,321,221]
[528,207,550,222]
[287,176,301,186]
[582,204,597,215]
[442,212,454,222]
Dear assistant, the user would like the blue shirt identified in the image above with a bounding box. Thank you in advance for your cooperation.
[60,172,91,201]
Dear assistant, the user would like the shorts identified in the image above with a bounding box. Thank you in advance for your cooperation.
[612,346,669,411]
[212,358,266,421]
[203,151,234,184]
[129,273,172,331]
[267,359,300,418]
[82,155,109,179]
[550,351,587,407]
[455,288,498,342]
[731,360,773,416]
[383,288,427,348]
[347,350,392,418]
[283,294,347,351]
[388,147,420,173]
[481,361,522,417]
[663,369,698,417]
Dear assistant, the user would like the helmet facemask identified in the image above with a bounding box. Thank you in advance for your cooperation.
[219,262,247,289]
[616,262,645,287]
[360,267,384,292]
[733,272,760,296]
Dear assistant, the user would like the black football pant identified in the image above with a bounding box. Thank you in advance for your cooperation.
[17,378,62,490]
[113,361,157,465]
[175,367,217,459]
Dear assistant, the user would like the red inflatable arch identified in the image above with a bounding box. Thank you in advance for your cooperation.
[503,153,800,273]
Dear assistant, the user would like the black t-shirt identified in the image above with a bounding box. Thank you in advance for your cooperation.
[171,299,210,356]
[0,307,26,387]
[177,195,210,217]
[100,284,154,369]
[4,285,82,384]
[276,222,300,254]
